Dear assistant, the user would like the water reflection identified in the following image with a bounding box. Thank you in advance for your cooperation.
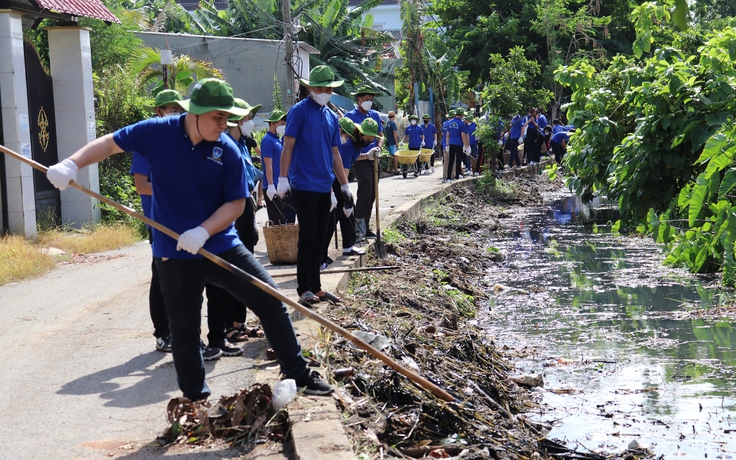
[483,195,736,458]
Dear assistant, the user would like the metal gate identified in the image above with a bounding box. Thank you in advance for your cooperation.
[24,41,60,228]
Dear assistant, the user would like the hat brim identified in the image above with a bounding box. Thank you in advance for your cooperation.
[177,100,249,117]
[350,90,382,96]
[298,78,344,88]
[227,121,238,128]
[356,125,379,138]
[266,114,287,123]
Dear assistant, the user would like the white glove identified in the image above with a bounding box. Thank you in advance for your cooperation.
[47,158,78,191]
[330,192,338,212]
[276,177,290,198]
[421,141,425,147]
[433,142,437,148]
[266,184,277,201]
[367,147,380,160]
[463,146,471,155]
[176,226,209,254]
[341,184,355,217]
[444,146,449,154]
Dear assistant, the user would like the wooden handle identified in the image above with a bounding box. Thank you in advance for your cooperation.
[0,144,455,402]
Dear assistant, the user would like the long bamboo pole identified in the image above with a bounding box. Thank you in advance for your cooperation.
[0,144,454,402]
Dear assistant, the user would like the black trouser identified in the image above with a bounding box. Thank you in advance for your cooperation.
[293,188,331,296]
[265,193,296,225]
[448,144,463,179]
[323,179,357,257]
[235,197,258,253]
[148,228,169,339]
[507,138,521,166]
[352,160,375,224]
[524,133,539,164]
[551,142,565,163]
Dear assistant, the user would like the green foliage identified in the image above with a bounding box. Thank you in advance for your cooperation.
[127,46,223,95]
[482,46,553,117]
[560,18,736,284]
[272,72,282,110]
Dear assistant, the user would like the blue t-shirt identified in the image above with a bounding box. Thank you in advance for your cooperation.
[422,122,437,146]
[509,115,523,139]
[538,114,548,130]
[441,120,450,148]
[467,122,477,146]
[404,124,424,149]
[446,117,467,146]
[338,138,362,169]
[552,125,567,134]
[344,108,384,153]
[284,97,341,193]
[384,120,398,146]
[130,153,152,220]
[551,131,570,145]
[113,114,247,259]
[260,131,282,189]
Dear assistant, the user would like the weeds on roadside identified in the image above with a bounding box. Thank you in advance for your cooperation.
[0,235,55,286]
[475,170,520,201]
[37,223,140,255]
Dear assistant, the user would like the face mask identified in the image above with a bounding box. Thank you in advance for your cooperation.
[360,100,373,111]
[276,125,286,136]
[411,120,417,126]
[311,91,331,106]
[164,110,181,118]
[240,120,255,136]
[424,121,429,124]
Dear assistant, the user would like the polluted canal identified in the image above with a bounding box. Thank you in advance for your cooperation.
[485,193,736,458]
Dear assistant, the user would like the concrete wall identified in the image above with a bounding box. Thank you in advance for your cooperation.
[135,32,318,117]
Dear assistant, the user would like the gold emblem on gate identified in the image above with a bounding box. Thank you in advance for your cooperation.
[38,107,50,152]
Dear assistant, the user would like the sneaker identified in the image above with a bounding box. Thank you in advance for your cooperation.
[201,342,223,361]
[430,167,435,173]
[320,255,334,271]
[413,171,419,177]
[295,370,334,396]
[217,339,243,357]
[458,175,464,179]
[365,230,377,239]
[155,335,172,353]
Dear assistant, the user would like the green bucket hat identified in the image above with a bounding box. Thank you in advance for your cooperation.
[266,109,287,123]
[466,115,475,122]
[227,98,262,126]
[298,65,344,88]
[350,84,382,97]
[356,118,380,138]
[422,113,431,119]
[454,107,466,116]
[177,79,249,116]
[143,89,184,113]
[339,117,356,139]
[408,114,419,121]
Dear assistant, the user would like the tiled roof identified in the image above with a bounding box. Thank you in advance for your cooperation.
[32,0,119,22]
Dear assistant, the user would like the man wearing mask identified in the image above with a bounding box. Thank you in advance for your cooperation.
[421,114,438,173]
[262,109,294,225]
[131,89,184,354]
[444,108,469,181]
[278,66,354,307]
[344,85,384,240]
[403,115,424,177]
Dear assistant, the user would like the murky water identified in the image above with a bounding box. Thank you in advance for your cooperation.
[482,195,736,458]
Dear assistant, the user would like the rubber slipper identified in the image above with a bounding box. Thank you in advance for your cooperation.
[244,326,264,338]
[298,290,321,307]
[226,327,249,342]
[316,291,342,304]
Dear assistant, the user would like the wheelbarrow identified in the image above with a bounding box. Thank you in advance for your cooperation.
[418,148,434,174]
[395,149,420,178]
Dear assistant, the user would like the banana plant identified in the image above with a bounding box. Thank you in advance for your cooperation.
[127,46,224,95]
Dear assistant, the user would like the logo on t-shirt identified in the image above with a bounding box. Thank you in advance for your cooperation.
[207,146,223,164]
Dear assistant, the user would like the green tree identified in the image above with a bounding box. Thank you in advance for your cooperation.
[482,46,552,117]
[126,46,224,95]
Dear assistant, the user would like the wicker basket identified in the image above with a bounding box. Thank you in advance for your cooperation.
[262,221,299,265]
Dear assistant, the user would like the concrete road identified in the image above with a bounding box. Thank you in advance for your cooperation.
[0,165,453,459]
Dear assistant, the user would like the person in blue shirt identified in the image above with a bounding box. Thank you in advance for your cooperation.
[550,129,572,164]
[261,109,295,225]
[131,89,183,354]
[441,112,452,180]
[321,117,368,267]
[47,78,333,399]
[421,114,438,173]
[507,113,523,168]
[384,111,400,174]
[402,115,424,177]
[277,66,354,308]
[345,85,384,239]
[444,108,469,181]
[201,97,268,357]
[466,115,478,174]
[551,118,565,134]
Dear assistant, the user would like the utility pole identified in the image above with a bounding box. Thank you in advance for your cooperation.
[282,0,295,106]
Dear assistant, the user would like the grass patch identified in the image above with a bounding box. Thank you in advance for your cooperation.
[475,170,520,200]
[37,223,141,254]
[0,235,56,286]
